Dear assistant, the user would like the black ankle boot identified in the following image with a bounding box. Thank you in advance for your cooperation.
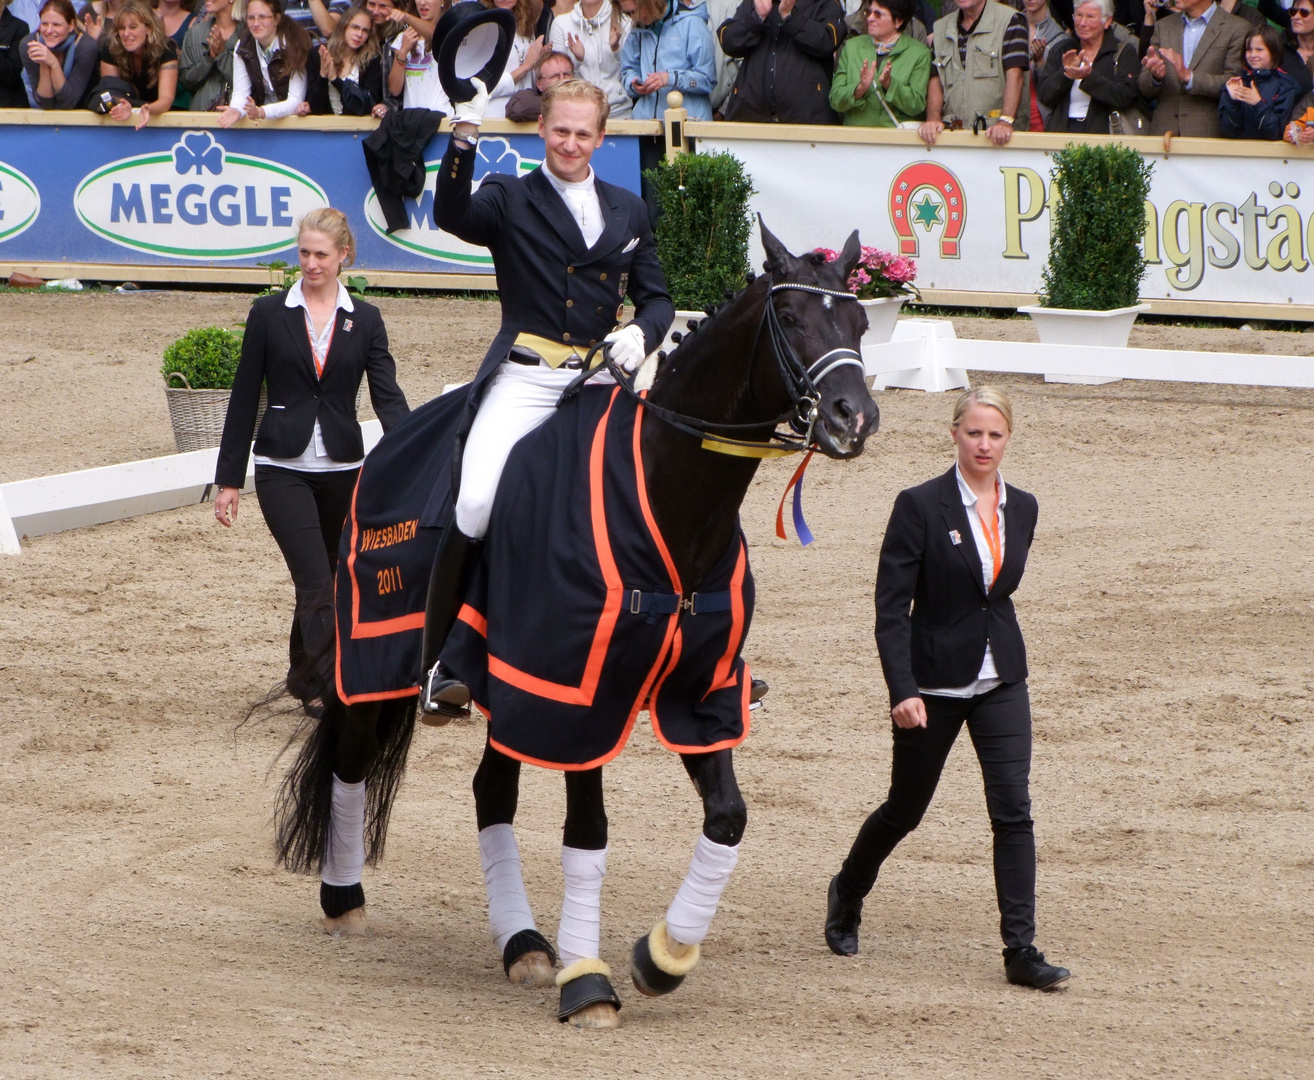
[1004,945,1071,990]
[825,874,863,956]
[417,522,479,717]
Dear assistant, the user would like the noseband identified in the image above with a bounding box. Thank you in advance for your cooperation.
[563,279,865,456]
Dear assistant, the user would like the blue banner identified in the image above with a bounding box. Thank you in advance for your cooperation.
[0,124,642,275]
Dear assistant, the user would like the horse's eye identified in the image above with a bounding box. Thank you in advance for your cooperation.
[780,312,797,327]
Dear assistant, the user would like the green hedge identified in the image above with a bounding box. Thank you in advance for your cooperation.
[161,327,243,390]
[1039,143,1152,311]
[644,151,755,311]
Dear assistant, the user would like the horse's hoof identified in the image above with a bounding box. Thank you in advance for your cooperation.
[556,960,622,1026]
[508,951,556,988]
[322,907,371,937]
[503,928,557,987]
[630,919,699,997]
[566,1002,621,1030]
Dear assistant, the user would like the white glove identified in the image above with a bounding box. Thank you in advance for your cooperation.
[453,77,490,128]
[604,323,648,373]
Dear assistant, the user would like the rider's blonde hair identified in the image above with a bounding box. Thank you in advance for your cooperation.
[541,77,610,129]
[298,208,356,269]
[951,386,1014,432]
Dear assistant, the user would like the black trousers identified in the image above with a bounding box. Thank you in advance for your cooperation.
[836,680,1037,948]
[254,465,360,701]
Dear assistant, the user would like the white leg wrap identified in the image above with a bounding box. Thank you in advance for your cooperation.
[479,824,537,952]
[321,775,366,887]
[664,835,740,947]
[556,845,608,966]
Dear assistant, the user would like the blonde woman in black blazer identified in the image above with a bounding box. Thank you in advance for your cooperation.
[214,209,409,711]
[825,387,1070,991]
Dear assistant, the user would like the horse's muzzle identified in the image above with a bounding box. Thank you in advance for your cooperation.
[815,393,879,459]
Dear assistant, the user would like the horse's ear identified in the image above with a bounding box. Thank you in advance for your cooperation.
[758,215,795,275]
[837,230,862,281]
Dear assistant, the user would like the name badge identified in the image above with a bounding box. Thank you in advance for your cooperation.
[342,319,354,333]
[949,530,962,545]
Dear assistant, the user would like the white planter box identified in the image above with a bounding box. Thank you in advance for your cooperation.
[859,296,907,348]
[1017,303,1152,384]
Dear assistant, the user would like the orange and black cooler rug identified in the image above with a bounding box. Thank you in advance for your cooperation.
[335,383,753,770]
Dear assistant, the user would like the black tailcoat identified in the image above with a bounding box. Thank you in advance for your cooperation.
[434,138,674,398]
[874,467,1039,707]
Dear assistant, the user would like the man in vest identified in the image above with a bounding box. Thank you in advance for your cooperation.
[918,0,1031,146]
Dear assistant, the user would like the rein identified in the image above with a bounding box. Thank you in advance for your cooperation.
[560,281,866,458]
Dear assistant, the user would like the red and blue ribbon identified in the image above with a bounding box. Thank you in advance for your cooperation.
[775,450,816,546]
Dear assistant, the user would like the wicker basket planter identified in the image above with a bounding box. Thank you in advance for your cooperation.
[163,373,265,454]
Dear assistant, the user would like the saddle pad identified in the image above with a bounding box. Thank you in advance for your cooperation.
[443,387,754,770]
[334,388,467,705]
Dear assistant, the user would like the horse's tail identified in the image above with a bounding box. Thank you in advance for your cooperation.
[270,690,418,874]
[249,638,419,874]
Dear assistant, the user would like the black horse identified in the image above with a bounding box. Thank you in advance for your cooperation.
[272,221,879,1028]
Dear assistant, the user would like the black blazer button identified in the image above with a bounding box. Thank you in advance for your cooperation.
[597,306,604,314]
[589,339,597,346]
[599,272,607,281]
[562,332,570,342]
[981,602,989,610]
[567,266,575,274]
[566,299,574,308]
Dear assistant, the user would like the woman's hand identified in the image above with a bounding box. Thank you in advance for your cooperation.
[609,20,623,52]
[567,31,585,62]
[319,43,337,81]
[1029,35,1046,64]
[753,0,771,18]
[207,21,226,58]
[1061,49,1091,80]
[108,98,132,121]
[218,105,241,126]
[1225,75,1261,104]
[371,102,389,118]
[878,58,891,91]
[214,487,240,527]
[636,71,669,95]
[778,0,796,16]
[135,102,153,129]
[891,696,927,729]
[243,98,266,120]
[27,39,54,67]
[399,25,420,57]
[854,57,877,99]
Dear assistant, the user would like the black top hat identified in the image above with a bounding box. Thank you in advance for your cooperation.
[433,1,517,105]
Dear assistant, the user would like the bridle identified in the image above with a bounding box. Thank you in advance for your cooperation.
[562,280,866,455]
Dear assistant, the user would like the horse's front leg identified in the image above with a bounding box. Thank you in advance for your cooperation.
[554,767,621,1028]
[471,739,554,987]
[320,700,382,936]
[630,748,746,997]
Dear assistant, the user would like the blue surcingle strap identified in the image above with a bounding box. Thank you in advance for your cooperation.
[625,589,733,618]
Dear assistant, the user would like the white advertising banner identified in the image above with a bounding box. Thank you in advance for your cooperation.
[695,136,1314,310]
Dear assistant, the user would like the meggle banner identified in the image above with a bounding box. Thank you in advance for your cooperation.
[0,125,641,274]
[697,137,1314,308]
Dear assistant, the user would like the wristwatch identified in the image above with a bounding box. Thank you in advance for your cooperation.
[998,115,1015,126]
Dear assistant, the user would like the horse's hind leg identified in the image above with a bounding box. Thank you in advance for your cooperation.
[319,700,382,936]
[556,767,620,1029]
[630,748,745,997]
[472,740,554,987]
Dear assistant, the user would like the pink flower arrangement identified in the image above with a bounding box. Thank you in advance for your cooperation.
[813,244,920,301]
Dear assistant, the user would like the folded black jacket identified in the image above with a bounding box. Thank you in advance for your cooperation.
[363,106,445,233]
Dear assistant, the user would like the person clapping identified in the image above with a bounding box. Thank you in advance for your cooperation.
[1219,26,1303,138]
[1037,0,1139,133]
[310,1,389,116]
[220,0,311,126]
[829,0,930,127]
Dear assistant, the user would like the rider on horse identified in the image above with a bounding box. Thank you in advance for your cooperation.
[419,75,674,720]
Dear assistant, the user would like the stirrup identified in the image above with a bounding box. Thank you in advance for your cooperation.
[749,678,769,711]
[420,664,471,723]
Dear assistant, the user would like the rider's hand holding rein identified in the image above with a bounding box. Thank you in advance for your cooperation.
[604,323,648,373]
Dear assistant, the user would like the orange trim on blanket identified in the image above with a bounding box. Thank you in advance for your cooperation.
[632,392,683,597]
[482,387,627,707]
[457,604,488,637]
[704,539,748,699]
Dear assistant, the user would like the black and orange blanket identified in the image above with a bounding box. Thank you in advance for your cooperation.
[335,384,754,770]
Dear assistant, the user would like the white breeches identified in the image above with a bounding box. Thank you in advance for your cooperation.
[454,360,613,538]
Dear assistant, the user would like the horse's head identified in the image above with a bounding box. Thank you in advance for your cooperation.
[757,219,879,459]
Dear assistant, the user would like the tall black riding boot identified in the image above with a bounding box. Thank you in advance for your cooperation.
[419,523,479,722]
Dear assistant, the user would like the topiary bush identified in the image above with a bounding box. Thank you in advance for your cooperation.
[161,327,243,390]
[644,150,754,311]
[1039,143,1152,311]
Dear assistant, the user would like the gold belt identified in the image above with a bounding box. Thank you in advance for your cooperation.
[512,332,599,369]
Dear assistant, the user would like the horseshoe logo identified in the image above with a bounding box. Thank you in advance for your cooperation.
[888,162,966,259]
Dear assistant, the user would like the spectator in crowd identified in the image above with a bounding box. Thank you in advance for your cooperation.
[830,0,930,126]
[1038,0,1139,130]
[505,45,572,117]
[550,0,634,118]
[920,0,1031,145]
[90,0,178,124]
[717,0,846,124]
[1137,0,1247,136]
[1285,1,1313,85]
[77,1,113,41]
[842,0,934,42]
[178,0,239,111]
[705,0,738,115]
[621,0,716,119]
[1,0,32,107]
[21,0,100,107]
[388,0,446,110]
[482,0,550,118]
[1218,25,1302,136]
[220,0,311,125]
[214,209,409,717]
[309,1,389,114]
[1023,0,1067,128]
[157,0,196,46]
[1284,89,1314,141]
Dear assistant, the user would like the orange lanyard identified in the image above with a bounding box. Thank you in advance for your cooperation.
[305,312,336,379]
[978,500,1002,587]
